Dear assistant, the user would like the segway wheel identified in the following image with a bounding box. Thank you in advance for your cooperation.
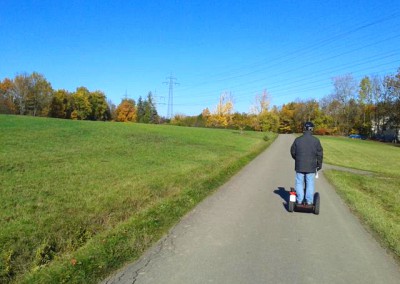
[288,189,296,213]
[288,201,294,212]
[313,192,320,215]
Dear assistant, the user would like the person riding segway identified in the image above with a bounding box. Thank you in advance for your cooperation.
[288,122,323,214]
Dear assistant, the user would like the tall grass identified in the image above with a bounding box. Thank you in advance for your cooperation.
[320,136,400,258]
[0,115,276,283]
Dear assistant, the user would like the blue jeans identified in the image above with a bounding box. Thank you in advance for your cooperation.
[295,172,315,204]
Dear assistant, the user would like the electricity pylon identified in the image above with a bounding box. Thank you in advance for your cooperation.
[163,75,179,119]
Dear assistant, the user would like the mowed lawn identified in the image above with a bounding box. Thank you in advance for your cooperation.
[320,136,400,259]
[0,115,276,283]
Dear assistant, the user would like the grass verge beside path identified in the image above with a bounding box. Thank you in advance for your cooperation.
[320,136,400,259]
[0,115,276,283]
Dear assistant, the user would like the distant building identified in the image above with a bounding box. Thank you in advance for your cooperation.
[371,117,399,143]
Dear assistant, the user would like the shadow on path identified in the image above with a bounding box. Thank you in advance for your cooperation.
[273,187,317,214]
[273,187,290,212]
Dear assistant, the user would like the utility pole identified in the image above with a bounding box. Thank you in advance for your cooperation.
[121,89,129,101]
[163,75,179,119]
[153,89,166,106]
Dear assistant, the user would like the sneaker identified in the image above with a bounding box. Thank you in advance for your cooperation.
[307,202,313,206]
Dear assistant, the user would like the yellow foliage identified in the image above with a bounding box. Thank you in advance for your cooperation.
[206,92,234,128]
[116,99,137,122]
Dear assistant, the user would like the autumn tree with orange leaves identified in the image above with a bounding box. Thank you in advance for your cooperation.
[115,98,137,122]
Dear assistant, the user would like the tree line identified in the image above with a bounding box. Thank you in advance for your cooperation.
[0,72,160,123]
[172,68,400,138]
[1,68,399,137]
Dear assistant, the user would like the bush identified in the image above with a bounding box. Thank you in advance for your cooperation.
[314,128,333,136]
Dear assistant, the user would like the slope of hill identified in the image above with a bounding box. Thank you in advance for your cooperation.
[0,115,276,283]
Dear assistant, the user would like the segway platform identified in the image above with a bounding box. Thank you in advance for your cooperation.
[288,187,320,215]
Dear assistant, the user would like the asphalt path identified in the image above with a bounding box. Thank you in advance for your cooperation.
[102,134,400,284]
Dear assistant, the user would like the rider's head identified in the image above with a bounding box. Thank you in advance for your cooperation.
[304,121,314,132]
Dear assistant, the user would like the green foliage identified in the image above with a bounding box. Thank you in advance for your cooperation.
[231,112,252,132]
[259,111,280,132]
[278,103,295,133]
[0,73,114,122]
[26,72,53,117]
[2,67,399,133]
[144,92,159,123]
[134,93,159,124]
[171,113,207,127]
[70,87,92,120]
[88,91,109,121]
[49,89,70,118]
[0,115,276,283]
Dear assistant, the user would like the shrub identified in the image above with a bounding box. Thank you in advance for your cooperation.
[314,128,333,136]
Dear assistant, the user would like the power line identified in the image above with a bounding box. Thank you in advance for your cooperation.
[173,62,399,109]
[165,11,400,114]
[173,32,400,103]
[177,11,400,93]
[152,89,167,106]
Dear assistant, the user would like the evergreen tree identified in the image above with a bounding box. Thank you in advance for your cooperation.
[137,96,145,123]
[145,92,159,123]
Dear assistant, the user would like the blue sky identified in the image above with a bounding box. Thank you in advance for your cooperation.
[1,0,400,117]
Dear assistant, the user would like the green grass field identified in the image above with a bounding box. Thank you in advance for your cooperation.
[320,136,400,259]
[0,115,276,283]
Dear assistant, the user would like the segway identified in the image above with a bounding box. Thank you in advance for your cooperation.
[288,187,320,215]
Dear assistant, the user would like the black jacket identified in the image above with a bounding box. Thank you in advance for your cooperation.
[290,131,323,173]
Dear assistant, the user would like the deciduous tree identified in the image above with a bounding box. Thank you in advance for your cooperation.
[0,78,16,114]
[359,76,371,123]
[88,90,108,121]
[12,73,31,115]
[107,99,117,121]
[115,99,136,122]
[232,112,250,133]
[49,89,70,118]
[27,72,53,116]
[207,92,234,128]
[331,74,358,134]
[70,87,91,120]
[278,103,295,133]
[383,69,400,132]
[250,89,270,115]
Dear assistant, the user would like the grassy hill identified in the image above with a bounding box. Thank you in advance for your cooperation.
[0,115,276,283]
[320,136,400,259]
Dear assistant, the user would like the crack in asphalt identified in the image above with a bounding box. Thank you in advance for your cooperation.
[131,233,176,284]
[103,224,181,284]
